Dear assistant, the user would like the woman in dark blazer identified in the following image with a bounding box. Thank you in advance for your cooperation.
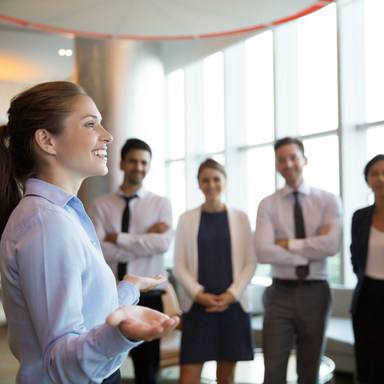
[351,154,384,384]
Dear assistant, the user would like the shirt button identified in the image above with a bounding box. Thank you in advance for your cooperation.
[91,241,97,247]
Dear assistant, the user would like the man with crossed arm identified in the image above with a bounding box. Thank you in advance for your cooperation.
[89,138,172,384]
[254,137,342,384]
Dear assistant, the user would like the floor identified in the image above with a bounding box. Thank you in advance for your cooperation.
[0,321,355,384]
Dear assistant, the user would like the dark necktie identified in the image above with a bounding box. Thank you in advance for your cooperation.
[293,191,309,279]
[117,195,137,281]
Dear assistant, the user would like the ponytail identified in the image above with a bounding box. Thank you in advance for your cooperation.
[0,124,22,235]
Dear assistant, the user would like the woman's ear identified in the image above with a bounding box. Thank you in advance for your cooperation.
[34,129,56,155]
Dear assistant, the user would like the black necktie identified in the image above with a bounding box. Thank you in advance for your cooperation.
[117,195,137,281]
[293,191,309,279]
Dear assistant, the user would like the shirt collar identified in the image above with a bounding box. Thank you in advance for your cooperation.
[281,180,310,197]
[24,178,76,208]
[118,185,147,200]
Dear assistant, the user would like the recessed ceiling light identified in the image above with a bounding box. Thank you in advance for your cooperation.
[58,49,73,57]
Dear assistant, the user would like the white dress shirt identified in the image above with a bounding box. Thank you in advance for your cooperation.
[365,225,384,280]
[254,181,342,280]
[89,186,173,280]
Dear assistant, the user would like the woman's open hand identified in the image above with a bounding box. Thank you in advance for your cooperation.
[123,274,167,292]
[106,306,180,342]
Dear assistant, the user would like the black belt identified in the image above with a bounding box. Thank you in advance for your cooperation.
[273,278,326,287]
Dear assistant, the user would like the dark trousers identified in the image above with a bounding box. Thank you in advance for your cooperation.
[353,276,384,383]
[131,291,164,384]
[262,280,332,384]
[102,369,121,384]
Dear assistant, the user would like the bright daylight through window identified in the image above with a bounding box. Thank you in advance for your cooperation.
[165,0,383,286]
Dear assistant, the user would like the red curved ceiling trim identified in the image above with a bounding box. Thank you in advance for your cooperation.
[0,14,30,27]
[271,4,326,26]
[0,1,334,40]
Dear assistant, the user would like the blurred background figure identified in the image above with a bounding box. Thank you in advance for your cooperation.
[350,154,384,384]
[89,138,173,384]
[173,158,256,384]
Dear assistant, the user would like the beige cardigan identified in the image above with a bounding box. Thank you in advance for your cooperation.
[173,206,256,313]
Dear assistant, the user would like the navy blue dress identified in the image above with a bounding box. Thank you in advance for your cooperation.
[180,211,254,364]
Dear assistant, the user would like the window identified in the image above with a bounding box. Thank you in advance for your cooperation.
[246,31,275,145]
[165,0,384,286]
[167,70,185,160]
[297,3,338,135]
[247,146,275,229]
[366,125,384,161]
[168,160,186,226]
[303,135,339,195]
[203,52,225,154]
[365,0,384,123]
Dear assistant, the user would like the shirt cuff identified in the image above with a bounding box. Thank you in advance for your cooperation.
[95,323,143,358]
[192,285,205,299]
[117,281,140,307]
[288,238,304,256]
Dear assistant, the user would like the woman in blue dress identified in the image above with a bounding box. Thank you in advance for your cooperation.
[174,158,256,384]
[0,81,178,384]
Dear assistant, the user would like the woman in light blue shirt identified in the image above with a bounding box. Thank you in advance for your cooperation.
[0,81,178,384]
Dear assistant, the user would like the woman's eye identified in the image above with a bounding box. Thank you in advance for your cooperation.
[85,122,94,128]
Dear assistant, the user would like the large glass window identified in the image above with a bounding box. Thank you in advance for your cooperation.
[365,0,384,123]
[247,146,275,229]
[165,1,384,286]
[168,160,186,228]
[167,70,185,160]
[203,52,225,154]
[303,135,340,195]
[297,3,338,135]
[245,31,275,145]
[366,125,384,160]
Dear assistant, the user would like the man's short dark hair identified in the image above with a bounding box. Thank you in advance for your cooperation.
[274,137,305,156]
[121,138,152,161]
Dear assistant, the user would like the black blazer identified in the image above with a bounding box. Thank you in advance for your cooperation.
[350,205,374,313]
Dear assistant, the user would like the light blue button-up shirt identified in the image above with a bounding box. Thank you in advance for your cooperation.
[0,179,141,383]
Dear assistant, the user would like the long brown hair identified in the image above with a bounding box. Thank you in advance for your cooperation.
[0,81,87,235]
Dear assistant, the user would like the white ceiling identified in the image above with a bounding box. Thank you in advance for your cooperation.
[0,0,332,39]
[0,0,333,85]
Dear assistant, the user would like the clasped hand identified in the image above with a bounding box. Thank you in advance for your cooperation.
[195,291,235,313]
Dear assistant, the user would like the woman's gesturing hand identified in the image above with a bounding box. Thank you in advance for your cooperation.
[123,274,167,292]
[106,306,180,342]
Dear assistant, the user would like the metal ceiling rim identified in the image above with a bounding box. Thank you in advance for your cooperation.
[0,1,334,41]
